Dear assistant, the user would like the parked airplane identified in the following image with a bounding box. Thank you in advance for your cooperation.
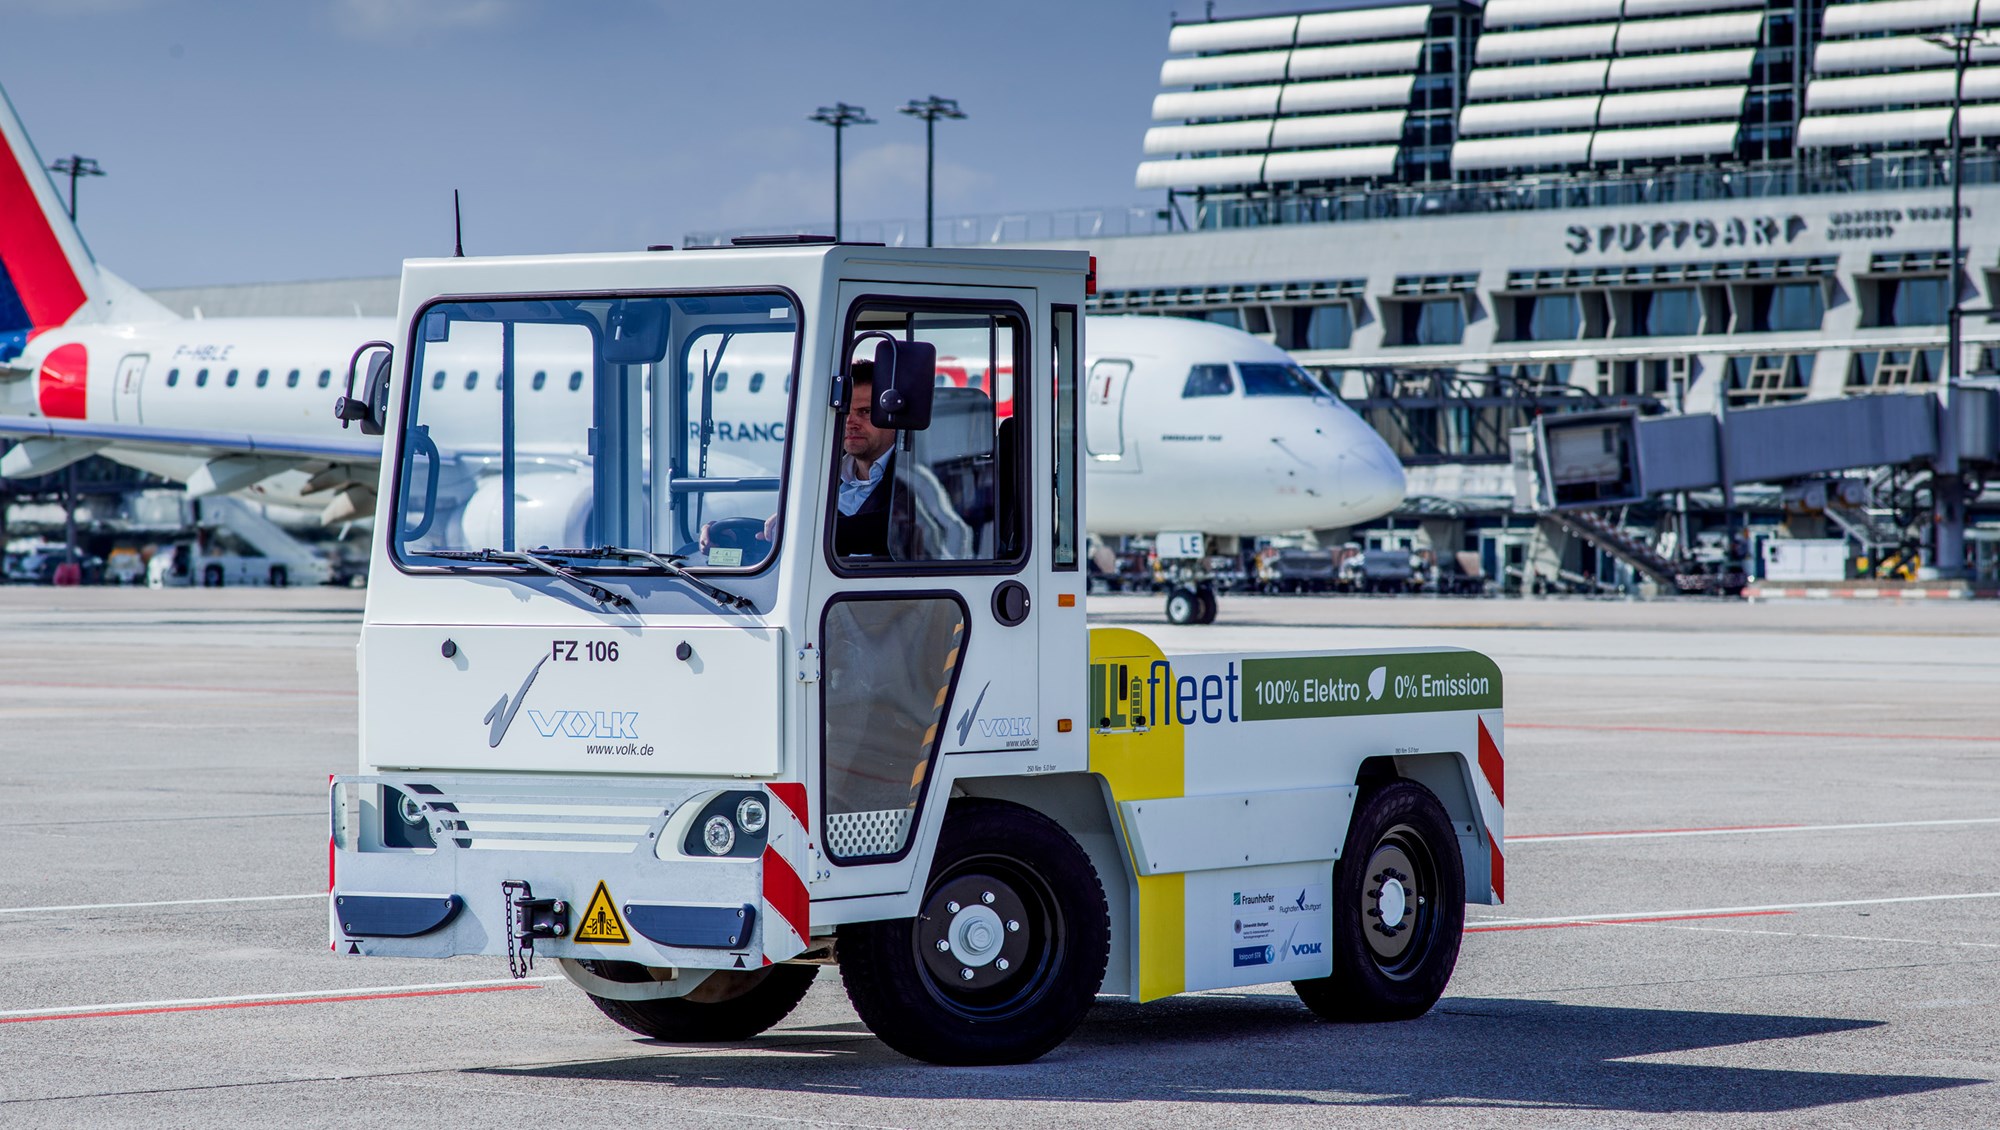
[0,82,1403,621]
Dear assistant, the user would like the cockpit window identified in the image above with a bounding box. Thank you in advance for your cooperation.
[392,291,799,573]
[1238,362,1325,397]
[1181,363,1233,398]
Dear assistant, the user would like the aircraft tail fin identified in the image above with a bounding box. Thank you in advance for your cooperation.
[0,81,114,358]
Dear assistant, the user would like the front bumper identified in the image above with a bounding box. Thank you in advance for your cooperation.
[329,773,809,969]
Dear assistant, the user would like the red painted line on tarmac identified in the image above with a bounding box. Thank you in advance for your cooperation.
[1508,721,1997,743]
[0,984,539,1025]
[1510,823,1804,841]
[0,679,355,697]
[1466,909,1793,933]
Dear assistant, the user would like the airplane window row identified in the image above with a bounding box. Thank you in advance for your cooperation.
[164,368,333,389]
[428,370,589,392]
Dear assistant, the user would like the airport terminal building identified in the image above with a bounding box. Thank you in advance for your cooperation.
[155,0,2000,589]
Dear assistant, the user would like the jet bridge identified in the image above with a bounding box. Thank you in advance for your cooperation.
[1511,385,2000,588]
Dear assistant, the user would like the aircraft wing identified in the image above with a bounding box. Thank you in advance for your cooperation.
[0,414,382,464]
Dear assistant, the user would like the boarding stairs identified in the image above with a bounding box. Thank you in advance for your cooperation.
[1545,508,1700,594]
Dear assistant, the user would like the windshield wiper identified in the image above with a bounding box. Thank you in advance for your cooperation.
[472,548,633,609]
[558,545,754,612]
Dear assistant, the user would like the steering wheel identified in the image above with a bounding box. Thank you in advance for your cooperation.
[703,516,771,567]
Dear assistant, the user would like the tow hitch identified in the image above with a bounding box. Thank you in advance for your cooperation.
[502,879,570,978]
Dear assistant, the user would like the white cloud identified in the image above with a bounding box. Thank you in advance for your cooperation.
[328,0,519,40]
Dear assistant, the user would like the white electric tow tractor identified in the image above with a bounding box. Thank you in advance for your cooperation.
[330,241,1505,1065]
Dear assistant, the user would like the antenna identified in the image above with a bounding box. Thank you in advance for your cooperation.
[453,189,464,257]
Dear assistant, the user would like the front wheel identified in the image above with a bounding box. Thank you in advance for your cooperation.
[1294,779,1464,1023]
[839,800,1109,1065]
[581,961,817,1042]
[1165,586,1198,624]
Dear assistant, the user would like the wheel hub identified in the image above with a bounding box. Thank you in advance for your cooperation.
[918,874,1033,991]
[1362,843,1422,961]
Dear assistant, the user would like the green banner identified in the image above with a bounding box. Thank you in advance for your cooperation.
[1240,652,1502,721]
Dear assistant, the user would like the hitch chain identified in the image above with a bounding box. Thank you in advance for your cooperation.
[502,879,569,979]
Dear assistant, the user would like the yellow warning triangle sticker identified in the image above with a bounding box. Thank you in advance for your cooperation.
[574,880,630,945]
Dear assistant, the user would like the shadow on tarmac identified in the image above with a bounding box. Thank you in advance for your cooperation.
[475,993,1983,1114]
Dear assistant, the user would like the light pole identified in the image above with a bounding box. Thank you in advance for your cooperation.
[47,154,104,222]
[810,102,874,241]
[1921,28,1998,578]
[900,96,966,247]
[45,155,104,564]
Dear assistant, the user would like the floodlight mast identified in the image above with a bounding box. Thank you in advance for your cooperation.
[1920,26,2000,578]
[900,96,966,248]
[810,102,875,241]
[47,153,104,222]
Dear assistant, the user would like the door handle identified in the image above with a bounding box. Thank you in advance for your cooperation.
[991,580,1030,627]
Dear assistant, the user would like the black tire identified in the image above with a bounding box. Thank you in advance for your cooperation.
[269,565,288,588]
[1165,587,1198,624]
[202,564,224,588]
[1193,584,1219,624]
[839,799,1110,1065]
[580,961,817,1042]
[1294,779,1464,1023]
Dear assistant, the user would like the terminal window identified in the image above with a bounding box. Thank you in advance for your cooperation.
[1627,289,1700,337]
[1745,283,1823,333]
[1396,298,1465,346]
[1512,294,1582,342]
[1874,276,1949,327]
[1288,303,1353,351]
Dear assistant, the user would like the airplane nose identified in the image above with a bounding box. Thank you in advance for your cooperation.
[1344,431,1407,516]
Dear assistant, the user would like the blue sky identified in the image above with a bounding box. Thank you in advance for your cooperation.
[0,0,1254,288]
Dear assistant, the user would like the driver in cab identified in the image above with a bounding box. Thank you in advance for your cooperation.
[704,359,898,560]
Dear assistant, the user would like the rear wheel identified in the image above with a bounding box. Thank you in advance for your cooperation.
[581,961,817,1042]
[269,565,288,587]
[840,800,1109,1065]
[202,564,224,588]
[1294,779,1464,1022]
[1193,583,1219,624]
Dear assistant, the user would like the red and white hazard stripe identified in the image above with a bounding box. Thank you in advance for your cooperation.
[1474,712,1504,903]
[760,782,813,963]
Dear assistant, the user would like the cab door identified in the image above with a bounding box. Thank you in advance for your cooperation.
[805,281,1044,903]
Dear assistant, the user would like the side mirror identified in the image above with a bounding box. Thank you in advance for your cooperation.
[335,340,395,436]
[868,336,936,431]
[602,299,670,365]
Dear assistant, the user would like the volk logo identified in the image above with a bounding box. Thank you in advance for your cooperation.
[482,654,640,745]
[527,710,641,739]
[954,680,1032,744]
[484,655,548,747]
[954,681,991,745]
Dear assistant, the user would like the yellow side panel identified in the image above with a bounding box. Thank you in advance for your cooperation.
[1088,627,1185,1001]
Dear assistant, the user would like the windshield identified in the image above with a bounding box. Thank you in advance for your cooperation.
[1237,361,1327,397]
[392,292,799,572]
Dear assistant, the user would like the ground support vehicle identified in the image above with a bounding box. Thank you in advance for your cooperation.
[328,243,1505,1065]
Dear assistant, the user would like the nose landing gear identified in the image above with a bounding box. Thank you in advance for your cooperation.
[1164,584,1218,625]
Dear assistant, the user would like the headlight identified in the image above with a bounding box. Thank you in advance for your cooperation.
[703,815,736,855]
[736,797,768,834]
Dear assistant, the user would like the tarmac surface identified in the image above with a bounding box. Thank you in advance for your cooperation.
[1,587,1996,1127]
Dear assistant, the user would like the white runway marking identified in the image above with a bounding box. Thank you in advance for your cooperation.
[0,893,319,916]
[0,977,561,1020]
[1471,890,2000,927]
[1511,816,2000,843]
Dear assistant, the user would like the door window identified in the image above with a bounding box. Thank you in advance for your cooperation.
[832,303,1028,569]
[820,595,968,862]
